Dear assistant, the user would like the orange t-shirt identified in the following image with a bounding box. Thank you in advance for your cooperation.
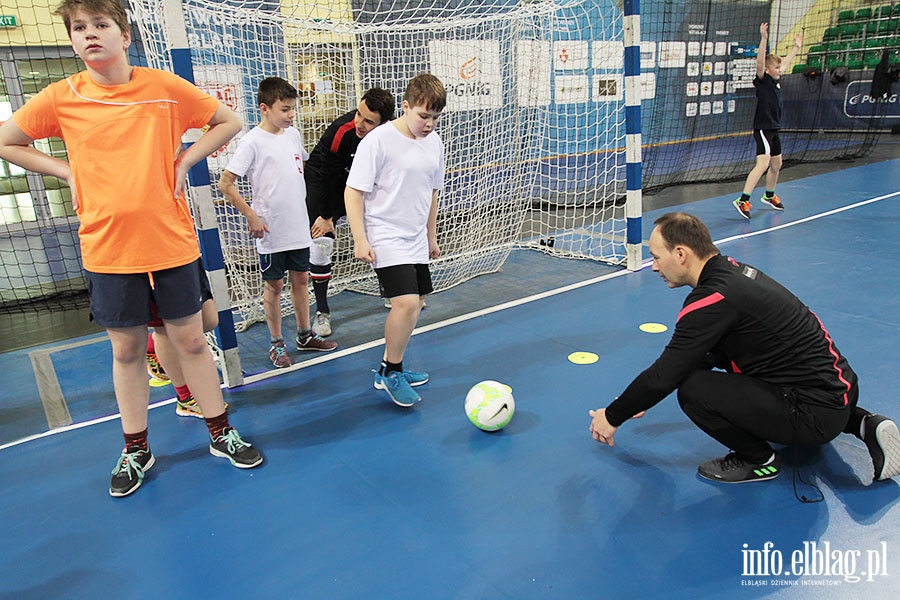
[13,67,220,274]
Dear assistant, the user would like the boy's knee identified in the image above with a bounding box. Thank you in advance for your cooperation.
[290,270,309,286]
[389,294,420,313]
[173,334,210,357]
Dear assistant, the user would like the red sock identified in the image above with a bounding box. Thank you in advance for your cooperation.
[174,384,192,402]
[146,332,156,354]
[205,412,230,440]
[123,428,149,452]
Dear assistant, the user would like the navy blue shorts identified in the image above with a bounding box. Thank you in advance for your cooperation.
[375,263,433,298]
[754,129,782,157]
[85,259,206,328]
[259,248,310,281]
[148,262,212,327]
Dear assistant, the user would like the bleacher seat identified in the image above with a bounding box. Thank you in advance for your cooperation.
[823,27,840,41]
[847,58,865,70]
[855,8,873,21]
[864,52,882,69]
[840,23,862,37]
[838,10,855,23]
[866,38,885,49]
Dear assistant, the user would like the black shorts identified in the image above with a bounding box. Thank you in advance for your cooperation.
[375,264,433,299]
[259,247,310,281]
[754,129,782,157]
[85,258,206,328]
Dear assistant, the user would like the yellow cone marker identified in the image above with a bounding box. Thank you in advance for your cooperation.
[568,351,599,365]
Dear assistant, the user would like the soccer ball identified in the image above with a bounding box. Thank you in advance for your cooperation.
[465,380,515,431]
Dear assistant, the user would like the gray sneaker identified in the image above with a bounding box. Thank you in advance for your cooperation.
[313,311,332,337]
[209,427,263,468]
[109,446,155,497]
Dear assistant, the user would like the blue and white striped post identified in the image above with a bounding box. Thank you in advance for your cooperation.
[163,0,243,387]
[623,0,643,271]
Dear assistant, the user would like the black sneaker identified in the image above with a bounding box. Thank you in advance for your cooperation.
[209,427,263,469]
[863,414,900,481]
[109,445,155,497]
[697,452,780,484]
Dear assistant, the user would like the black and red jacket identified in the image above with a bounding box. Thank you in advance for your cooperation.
[606,254,857,426]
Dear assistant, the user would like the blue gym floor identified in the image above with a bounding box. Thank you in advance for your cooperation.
[1,156,899,598]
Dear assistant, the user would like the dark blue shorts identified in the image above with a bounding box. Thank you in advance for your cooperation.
[375,263,433,299]
[85,259,206,328]
[259,247,310,281]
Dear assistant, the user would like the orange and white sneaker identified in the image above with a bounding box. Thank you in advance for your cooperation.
[760,194,784,210]
[733,198,752,220]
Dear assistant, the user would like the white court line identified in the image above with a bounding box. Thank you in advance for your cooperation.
[3,190,897,451]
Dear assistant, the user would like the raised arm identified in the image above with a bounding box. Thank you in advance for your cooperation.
[756,22,769,79]
[783,30,803,70]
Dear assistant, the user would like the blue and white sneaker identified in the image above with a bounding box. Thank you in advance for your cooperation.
[374,371,421,407]
[374,369,429,389]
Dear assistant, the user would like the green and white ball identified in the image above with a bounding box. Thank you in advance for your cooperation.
[465,380,515,431]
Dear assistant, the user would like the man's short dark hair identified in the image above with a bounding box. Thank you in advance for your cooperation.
[654,212,720,258]
[361,88,395,124]
[257,77,297,107]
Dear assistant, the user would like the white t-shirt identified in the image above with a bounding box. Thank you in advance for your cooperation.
[224,126,311,254]
[346,122,444,268]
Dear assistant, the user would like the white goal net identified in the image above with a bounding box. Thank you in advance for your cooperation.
[130,0,629,332]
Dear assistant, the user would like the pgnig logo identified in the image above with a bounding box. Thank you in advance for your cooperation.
[847,93,898,105]
[843,81,900,118]
[741,541,889,585]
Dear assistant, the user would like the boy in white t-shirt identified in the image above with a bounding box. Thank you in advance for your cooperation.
[345,74,446,407]
[219,77,337,368]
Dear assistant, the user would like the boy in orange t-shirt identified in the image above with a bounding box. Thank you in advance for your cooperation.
[0,0,263,496]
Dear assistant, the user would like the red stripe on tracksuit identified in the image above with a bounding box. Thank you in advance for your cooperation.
[330,121,355,154]
[677,291,725,323]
